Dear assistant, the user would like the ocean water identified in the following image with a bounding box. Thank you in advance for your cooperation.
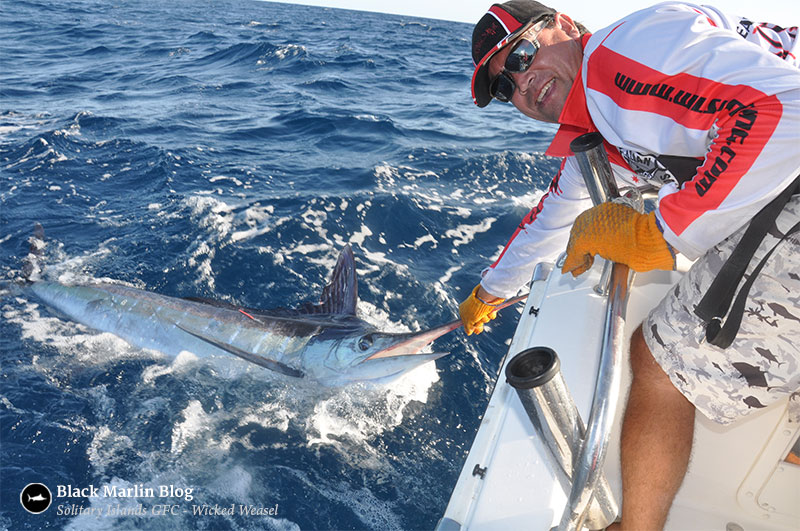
[0,0,560,529]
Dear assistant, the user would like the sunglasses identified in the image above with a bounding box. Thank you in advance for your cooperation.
[489,18,550,103]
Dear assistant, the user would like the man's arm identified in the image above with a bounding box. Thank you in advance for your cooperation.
[459,155,597,335]
[584,3,800,259]
[479,156,593,298]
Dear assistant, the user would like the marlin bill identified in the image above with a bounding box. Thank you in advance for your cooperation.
[20,237,487,386]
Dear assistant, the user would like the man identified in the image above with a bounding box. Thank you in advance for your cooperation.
[459,1,799,528]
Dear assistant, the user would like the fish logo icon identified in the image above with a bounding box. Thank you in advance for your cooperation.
[20,483,52,514]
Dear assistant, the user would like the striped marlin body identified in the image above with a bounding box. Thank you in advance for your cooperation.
[25,245,462,386]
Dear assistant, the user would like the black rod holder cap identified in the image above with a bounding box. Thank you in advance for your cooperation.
[505,347,560,390]
[569,132,603,154]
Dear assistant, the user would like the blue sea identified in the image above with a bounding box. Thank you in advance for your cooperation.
[0,0,560,529]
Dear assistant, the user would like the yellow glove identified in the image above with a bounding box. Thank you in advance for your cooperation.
[459,285,504,336]
[562,202,675,277]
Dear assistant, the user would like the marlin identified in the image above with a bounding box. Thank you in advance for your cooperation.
[22,236,523,386]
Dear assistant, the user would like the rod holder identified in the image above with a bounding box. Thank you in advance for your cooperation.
[506,348,618,530]
[570,132,619,206]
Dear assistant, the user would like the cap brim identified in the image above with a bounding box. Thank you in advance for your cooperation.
[471,19,535,108]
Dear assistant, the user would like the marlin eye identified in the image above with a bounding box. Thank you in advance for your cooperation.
[358,335,373,351]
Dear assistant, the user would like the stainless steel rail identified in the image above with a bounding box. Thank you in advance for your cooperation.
[506,347,618,530]
[558,132,632,530]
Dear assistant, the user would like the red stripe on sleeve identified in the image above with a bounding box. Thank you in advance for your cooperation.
[659,99,783,234]
[587,45,783,235]
[587,46,773,130]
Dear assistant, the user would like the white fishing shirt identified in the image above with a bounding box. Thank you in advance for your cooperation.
[480,2,800,299]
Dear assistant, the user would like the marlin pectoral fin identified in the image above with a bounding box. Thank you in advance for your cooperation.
[174,324,304,378]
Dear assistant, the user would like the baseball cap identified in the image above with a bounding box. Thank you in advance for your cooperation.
[471,0,556,107]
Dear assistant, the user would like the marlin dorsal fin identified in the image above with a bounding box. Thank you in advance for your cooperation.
[300,245,358,316]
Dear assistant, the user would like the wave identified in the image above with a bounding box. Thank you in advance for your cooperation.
[187,30,224,43]
[193,41,309,70]
[1,1,552,529]
[228,108,403,144]
[81,45,113,56]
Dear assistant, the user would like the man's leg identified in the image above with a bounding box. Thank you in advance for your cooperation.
[618,325,695,530]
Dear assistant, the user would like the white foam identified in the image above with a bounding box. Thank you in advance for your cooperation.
[412,234,439,249]
[272,44,305,61]
[373,163,396,185]
[290,242,331,257]
[230,204,276,242]
[237,401,294,435]
[181,194,242,289]
[171,400,220,454]
[349,223,373,247]
[209,174,244,186]
[141,351,198,384]
[437,264,460,285]
[185,194,235,238]
[306,358,438,450]
[300,206,326,228]
[445,218,497,247]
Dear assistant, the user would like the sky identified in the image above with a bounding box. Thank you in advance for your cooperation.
[275,0,798,30]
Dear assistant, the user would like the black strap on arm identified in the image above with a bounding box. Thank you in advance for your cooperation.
[694,175,800,349]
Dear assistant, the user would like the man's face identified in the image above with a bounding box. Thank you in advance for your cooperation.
[488,13,583,123]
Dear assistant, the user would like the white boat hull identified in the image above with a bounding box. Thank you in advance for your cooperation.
[440,257,799,530]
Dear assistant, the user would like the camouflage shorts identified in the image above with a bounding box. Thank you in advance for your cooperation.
[643,195,800,425]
